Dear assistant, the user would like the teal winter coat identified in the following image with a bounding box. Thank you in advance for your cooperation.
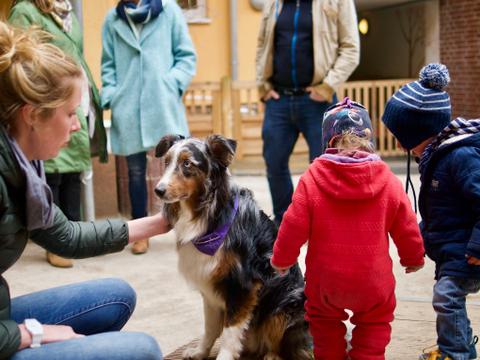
[101,0,196,156]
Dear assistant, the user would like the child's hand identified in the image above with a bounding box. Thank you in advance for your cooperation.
[466,255,480,265]
[405,264,424,273]
[270,259,291,276]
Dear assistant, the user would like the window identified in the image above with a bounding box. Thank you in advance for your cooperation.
[177,0,209,23]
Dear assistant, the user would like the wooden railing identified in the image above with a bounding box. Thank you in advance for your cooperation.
[183,78,414,159]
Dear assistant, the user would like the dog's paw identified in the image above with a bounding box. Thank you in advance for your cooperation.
[182,346,209,360]
[215,350,236,360]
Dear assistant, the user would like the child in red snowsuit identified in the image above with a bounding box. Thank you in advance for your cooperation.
[271,98,425,360]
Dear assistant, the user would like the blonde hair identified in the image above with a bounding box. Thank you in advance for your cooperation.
[0,21,82,126]
[331,129,375,154]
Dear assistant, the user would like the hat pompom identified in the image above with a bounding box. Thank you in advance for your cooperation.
[418,63,450,90]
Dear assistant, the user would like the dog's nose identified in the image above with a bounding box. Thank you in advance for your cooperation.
[155,185,167,197]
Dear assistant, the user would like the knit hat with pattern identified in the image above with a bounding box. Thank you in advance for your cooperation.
[381,63,452,150]
[321,97,374,153]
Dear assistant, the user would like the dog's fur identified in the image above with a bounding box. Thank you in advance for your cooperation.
[154,134,311,360]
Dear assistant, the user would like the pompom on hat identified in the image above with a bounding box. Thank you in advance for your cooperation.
[321,97,374,153]
[381,63,452,150]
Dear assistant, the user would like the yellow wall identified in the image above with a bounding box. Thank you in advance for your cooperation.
[237,0,262,81]
[1,1,263,84]
[0,0,13,20]
[83,0,262,85]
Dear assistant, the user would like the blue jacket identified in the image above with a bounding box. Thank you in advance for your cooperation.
[419,132,480,279]
[101,0,196,156]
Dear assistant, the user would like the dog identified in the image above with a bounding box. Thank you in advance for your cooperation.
[154,134,311,360]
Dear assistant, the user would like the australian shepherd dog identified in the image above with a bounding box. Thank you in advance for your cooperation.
[154,134,311,360]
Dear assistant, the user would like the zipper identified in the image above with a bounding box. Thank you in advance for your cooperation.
[290,0,301,89]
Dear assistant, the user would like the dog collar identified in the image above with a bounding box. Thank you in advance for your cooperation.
[192,193,239,256]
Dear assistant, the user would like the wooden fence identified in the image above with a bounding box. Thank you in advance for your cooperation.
[184,77,414,159]
[116,78,413,216]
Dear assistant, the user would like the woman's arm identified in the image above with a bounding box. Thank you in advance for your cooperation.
[29,205,171,258]
[127,212,171,243]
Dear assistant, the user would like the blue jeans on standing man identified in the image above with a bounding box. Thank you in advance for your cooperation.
[10,278,162,360]
[433,276,480,359]
[262,93,335,225]
[126,151,148,219]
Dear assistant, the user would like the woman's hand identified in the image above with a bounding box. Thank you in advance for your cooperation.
[127,212,171,244]
[18,324,84,350]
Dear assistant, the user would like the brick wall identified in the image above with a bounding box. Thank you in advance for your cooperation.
[440,0,480,119]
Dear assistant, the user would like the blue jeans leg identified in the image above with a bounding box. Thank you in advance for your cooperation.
[262,94,335,223]
[433,276,480,359]
[10,279,162,360]
[296,94,336,161]
[11,278,136,335]
[126,152,148,219]
[11,332,162,360]
[262,96,298,223]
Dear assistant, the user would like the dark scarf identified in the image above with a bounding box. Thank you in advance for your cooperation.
[116,0,163,24]
[419,118,480,177]
[5,134,55,231]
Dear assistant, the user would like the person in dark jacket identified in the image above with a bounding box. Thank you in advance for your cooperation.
[255,0,360,226]
[0,21,168,360]
[382,63,480,360]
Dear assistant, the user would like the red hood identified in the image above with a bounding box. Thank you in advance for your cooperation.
[307,158,391,200]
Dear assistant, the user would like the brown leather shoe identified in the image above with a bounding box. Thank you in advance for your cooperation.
[131,239,149,254]
[46,252,73,268]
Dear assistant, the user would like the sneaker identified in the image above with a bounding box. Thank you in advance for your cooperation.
[131,238,149,254]
[46,252,73,268]
[418,342,478,360]
[419,348,452,360]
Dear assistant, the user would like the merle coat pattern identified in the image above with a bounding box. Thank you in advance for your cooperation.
[154,134,311,360]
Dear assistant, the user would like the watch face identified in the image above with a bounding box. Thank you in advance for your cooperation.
[25,319,43,336]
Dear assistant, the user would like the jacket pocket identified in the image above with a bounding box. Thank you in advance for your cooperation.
[322,0,339,20]
[163,75,181,99]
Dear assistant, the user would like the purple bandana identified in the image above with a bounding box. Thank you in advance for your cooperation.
[192,194,239,256]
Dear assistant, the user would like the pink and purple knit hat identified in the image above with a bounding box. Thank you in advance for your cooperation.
[321,97,374,153]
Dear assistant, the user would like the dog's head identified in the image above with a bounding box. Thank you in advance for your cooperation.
[154,134,237,204]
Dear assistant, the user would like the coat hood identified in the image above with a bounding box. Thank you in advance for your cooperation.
[308,157,391,200]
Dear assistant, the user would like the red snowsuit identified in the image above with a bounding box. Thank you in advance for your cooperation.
[271,156,425,360]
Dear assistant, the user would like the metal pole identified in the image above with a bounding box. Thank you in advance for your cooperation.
[230,0,239,81]
[72,0,96,221]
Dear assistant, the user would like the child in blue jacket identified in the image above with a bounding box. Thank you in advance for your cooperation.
[382,63,480,360]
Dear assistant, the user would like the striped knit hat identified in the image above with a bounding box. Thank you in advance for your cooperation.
[382,63,452,150]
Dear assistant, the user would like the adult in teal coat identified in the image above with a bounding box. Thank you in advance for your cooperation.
[101,0,196,254]
[9,0,110,268]
[0,21,169,359]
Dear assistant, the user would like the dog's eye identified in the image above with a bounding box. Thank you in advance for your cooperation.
[164,159,170,167]
[183,159,191,168]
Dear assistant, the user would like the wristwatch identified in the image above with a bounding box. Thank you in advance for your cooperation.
[24,318,43,348]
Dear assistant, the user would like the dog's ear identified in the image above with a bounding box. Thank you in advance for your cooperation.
[205,135,237,168]
[155,134,185,158]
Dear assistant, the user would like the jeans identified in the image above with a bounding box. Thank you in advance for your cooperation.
[126,152,148,219]
[10,278,162,360]
[433,276,480,359]
[262,93,335,223]
[46,172,82,221]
